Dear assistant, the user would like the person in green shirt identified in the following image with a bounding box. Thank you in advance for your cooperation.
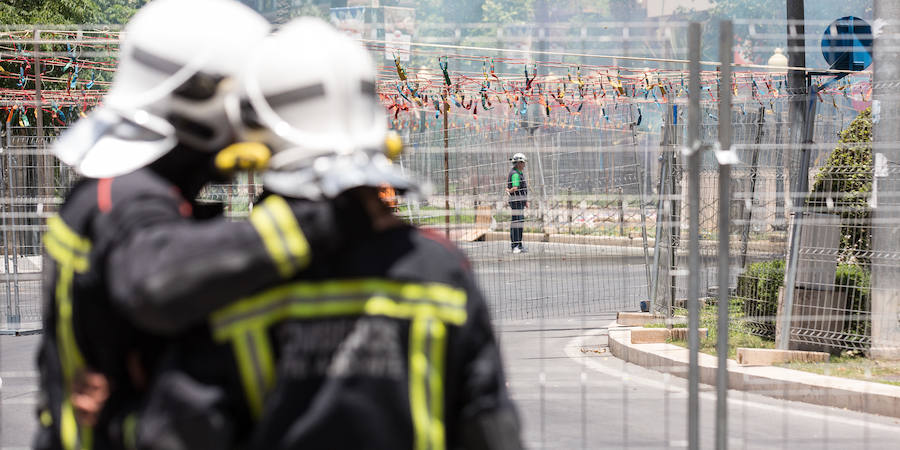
[506,153,528,253]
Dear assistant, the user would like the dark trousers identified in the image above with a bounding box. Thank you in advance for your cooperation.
[509,200,525,248]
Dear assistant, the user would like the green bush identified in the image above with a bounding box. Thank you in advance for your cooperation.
[735,259,785,338]
[835,263,871,342]
[735,259,871,344]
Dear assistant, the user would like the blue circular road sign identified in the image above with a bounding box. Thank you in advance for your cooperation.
[821,16,873,72]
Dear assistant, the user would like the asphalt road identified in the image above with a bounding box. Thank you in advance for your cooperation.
[2,241,648,329]
[499,315,900,449]
[0,333,40,450]
[460,241,650,320]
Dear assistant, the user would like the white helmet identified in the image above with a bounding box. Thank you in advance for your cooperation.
[511,153,528,163]
[53,0,270,178]
[228,17,424,199]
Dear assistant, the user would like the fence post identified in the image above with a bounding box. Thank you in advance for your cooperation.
[778,0,815,351]
[871,0,900,358]
[665,101,679,325]
[779,64,819,350]
[4,116,21,325]
[650,146,670,314]
[685,22,702,450]
[617,187,625,236]
[443,86,450,240]
[740,107,766,269]
[2,118,13,328]
[34,28,47,195]
[715,20,736,450]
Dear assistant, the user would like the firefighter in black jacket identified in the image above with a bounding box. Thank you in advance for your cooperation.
[132,18,523,450]
[34,3,350,449]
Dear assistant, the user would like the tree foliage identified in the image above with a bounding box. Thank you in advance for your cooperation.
[481,0,534,24]
[0,0,98,24]
[809,107,873,265]
[0,0,149,25]
[480,0,610,24]
[673,0,873,63]
[95,0,151,24]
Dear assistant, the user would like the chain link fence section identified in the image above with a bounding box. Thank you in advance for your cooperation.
[1,125,68,330]
[0,20,887,356]
[1,27,118,331]
[658,76,876,353]
[397,104,655,320]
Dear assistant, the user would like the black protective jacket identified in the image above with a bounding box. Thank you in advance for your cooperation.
[35,169,340,450]
[136,221,523,450]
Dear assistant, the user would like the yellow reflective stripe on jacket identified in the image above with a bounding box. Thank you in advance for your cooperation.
[428,320,447,450]
[409,317,429,450]
[45,216,91,273]
[211,279,467,334]
[264,195,310,271]
[44,215,94,450]
[47,216,91,253]
[230,332,267,419]
[55,268,85,381]
[209,279,466,421]
[61,401,93,450]
[409,317,447,450]
[122,414,138,450]
[249,195,311,278]
[232,326,277,418]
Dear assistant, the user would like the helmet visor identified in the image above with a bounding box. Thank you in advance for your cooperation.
[263,152,426,200]
[53,107,177,178]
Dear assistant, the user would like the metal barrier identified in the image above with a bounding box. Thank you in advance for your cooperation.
[3,17,900,450]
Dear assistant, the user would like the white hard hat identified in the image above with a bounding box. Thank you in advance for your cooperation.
[53,0,270,178]
[229,17,424,199]
[511,153,528,163]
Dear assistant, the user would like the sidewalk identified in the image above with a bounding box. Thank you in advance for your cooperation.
[608,326,900,418]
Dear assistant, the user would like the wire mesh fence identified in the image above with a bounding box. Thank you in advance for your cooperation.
[396,104,654,320]
[2,16,900,450]
[0,19,887,350]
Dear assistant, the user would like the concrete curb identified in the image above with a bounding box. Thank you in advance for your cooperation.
[480,230,783,254]
[608,327,900,418]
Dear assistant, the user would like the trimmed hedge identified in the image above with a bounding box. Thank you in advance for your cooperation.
[836,263,871,342]
[735,259,871,344]
[735,259,785,337]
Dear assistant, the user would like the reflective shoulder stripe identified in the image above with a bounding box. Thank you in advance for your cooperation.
[45,216,91,273]
[249,195,311,278]
[249,198,292,278]
[47,216,91,253]
[263,195,311,270]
